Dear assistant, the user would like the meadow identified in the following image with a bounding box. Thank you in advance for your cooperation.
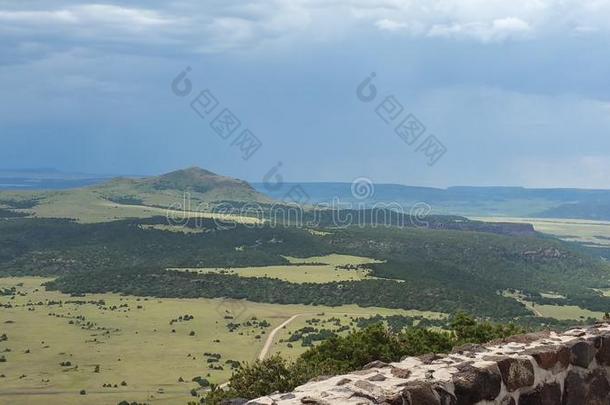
[529,304,605,320]
[0,188,263,225]
[170,254,386,284]
[0,277,437,405]
[503,291,605,321]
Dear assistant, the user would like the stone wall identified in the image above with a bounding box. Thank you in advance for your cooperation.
[248,323,610,405]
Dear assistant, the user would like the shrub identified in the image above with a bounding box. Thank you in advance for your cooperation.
[205,314,526,404]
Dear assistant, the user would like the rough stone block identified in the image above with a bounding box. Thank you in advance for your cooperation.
[366,373,386,382]
[402,381,440,405]
[585,368,610,404]
[221,399,250,405]
[569,340,597,368]
[335,378,351,386]
[595,334,610,366]
[452,364,501,405]
[496,357,535,391]
[520,383,561,405]
[563,370,587,405]
[434,385,457,405]
[300,396,330,405]
[525,345,569,371]
[390,366,411,379]
[363,360,389,369]
[499,396,516,405]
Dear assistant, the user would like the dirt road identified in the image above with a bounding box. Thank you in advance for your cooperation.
[258,314,307,360]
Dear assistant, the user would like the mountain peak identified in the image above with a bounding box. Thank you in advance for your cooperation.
[153,167,238,191]
[145,166,270,202]
[163,166,218,178]
[94,166,270,204]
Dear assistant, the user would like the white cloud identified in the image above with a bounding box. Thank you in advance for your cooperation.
[0,0,610,54]
[492,17,531,33]
[0,10,78,24]
[375,19,408,32]
[203,17,257,51]
[0,4,178,28]
[428,17,531,41]
[0,3,184,51]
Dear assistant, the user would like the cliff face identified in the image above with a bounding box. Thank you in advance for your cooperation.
[248,323,610,405]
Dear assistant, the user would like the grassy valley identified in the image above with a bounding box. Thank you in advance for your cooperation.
[2,277,427,404]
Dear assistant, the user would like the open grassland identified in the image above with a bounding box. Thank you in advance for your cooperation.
[471,216,610,247]
[530,304,605,320]
[1,189,262,225]
[504,291,605,321]
[0,277,435,405]
[169,254,386,284]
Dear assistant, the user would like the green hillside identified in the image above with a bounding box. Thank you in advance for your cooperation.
[0,167,270,222]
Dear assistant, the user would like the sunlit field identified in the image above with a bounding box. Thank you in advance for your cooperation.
[0,277,438,404]
[504,291,605,321]
[170,254,386,284]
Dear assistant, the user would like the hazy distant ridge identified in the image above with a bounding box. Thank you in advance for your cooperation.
[253,182,610,219]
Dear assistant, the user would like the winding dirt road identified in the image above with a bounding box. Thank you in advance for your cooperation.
[258,314,307,360]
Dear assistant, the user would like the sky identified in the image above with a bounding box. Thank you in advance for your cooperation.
[1,0,610,188]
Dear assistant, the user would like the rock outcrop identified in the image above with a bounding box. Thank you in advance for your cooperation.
[248,323,610,405]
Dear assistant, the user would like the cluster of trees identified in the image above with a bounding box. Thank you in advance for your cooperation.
[104,196,144,205]
[169,314,194,325]
[0,217,329,275]
[287,327,336,347]
[0,197,40,209]
[0,208,28,218]
[45,269,530,319]
[355,314,417,331]
[205,314,524,404]
[192,376,210,387]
